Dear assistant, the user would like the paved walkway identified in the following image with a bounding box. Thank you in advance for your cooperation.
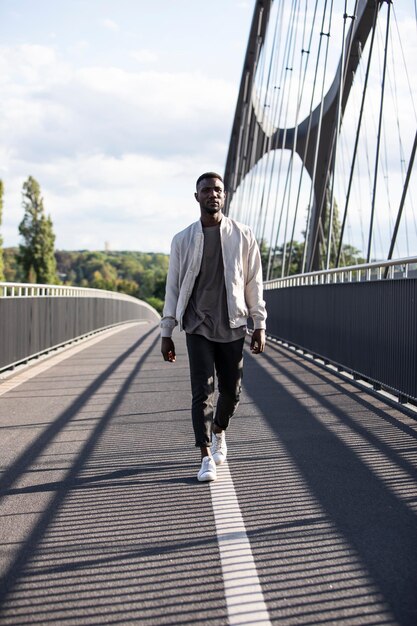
[0,322,416,625]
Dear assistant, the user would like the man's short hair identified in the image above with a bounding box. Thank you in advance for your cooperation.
[196,172,224,190]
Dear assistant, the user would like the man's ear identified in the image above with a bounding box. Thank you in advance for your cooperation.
[194,192,199,202]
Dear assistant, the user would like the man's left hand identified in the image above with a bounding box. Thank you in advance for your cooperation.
[250,329,266,354]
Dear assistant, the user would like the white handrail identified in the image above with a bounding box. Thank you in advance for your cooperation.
[0,281,159,314]
[264,256,417,289]
[1,282,132,299]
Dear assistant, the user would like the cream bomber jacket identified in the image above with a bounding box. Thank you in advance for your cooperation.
[160,216,267,338]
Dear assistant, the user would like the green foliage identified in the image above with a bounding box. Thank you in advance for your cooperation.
[0,180,4,281]
[144,296,164,315]
[261,186,365,279]
[3,248,25,282]
[55,250,168,312]
[18,176,58,284]
[320,185,342,269]
[260,239,364,280]
[260,239,305,280]
[3,247,168,313]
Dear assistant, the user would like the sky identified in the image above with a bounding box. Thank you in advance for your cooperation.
[0,0,253,253]
[224,2,417,262]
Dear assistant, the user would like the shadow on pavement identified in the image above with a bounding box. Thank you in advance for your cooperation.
[242,342,417,626]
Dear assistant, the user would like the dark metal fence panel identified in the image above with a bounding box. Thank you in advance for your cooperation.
[264,279,417,401]
[0,296,159,371]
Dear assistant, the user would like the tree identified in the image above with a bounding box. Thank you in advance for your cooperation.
[261,240,304,279]
[261,238,364,280]
[18,176,58,284]
[0,180,4,281]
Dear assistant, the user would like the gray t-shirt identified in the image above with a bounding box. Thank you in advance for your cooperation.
[183,222,246,342]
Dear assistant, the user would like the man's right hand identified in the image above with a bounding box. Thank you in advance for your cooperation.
[161,337,176,362]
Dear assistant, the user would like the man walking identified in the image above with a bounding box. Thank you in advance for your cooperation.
[161,172,266,482]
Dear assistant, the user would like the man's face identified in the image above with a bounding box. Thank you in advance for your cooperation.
[195,178,226,215]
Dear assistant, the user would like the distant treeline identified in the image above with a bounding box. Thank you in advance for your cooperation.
[3,248,169,314]
[1,172,363,317]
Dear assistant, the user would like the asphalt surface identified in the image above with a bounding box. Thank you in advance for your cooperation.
[0,321,416,625]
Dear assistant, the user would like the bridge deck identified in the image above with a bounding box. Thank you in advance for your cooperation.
[0,322,416,625]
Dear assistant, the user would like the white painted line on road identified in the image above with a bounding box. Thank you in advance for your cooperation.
[210,462,272,626]
[0,322,145,397]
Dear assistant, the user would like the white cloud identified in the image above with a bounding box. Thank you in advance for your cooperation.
[76,64,234,109]
[101,18,120,32]
[0,44,69,86]
[130,49,159,64]
[68,40,90,56]
[0,43,235,251]
[3,152,213,252]
[0,43,236,163]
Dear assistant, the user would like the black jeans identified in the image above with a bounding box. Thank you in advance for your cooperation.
[186,333,245,447]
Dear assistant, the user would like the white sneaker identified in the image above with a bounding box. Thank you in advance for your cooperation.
[197,456,217,482]
[212,430,227,465]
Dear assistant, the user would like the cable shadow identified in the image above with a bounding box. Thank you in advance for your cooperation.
[267,341,417,435]
[262,345,417,483]
[243,348,417,626]
[0,330,160,606]
[0,326,157,498]
[2,461,198,496]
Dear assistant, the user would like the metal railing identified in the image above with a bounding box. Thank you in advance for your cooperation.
[262,257,417,404]
[0,282,160,372]
[264,257,417,289]
[0,282,151,302]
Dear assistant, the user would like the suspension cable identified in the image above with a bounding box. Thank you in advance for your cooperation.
[266,0,300,277]
[303,0,334,272]
[336,1,379,266]
[367,1,391,262]
[286,0,321,274]
[278,0,302,277]
[386,130,417,264]
[325,1,350,269]
[250,3,279,241]
[258,1,287,250]
[281,0,311,277]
